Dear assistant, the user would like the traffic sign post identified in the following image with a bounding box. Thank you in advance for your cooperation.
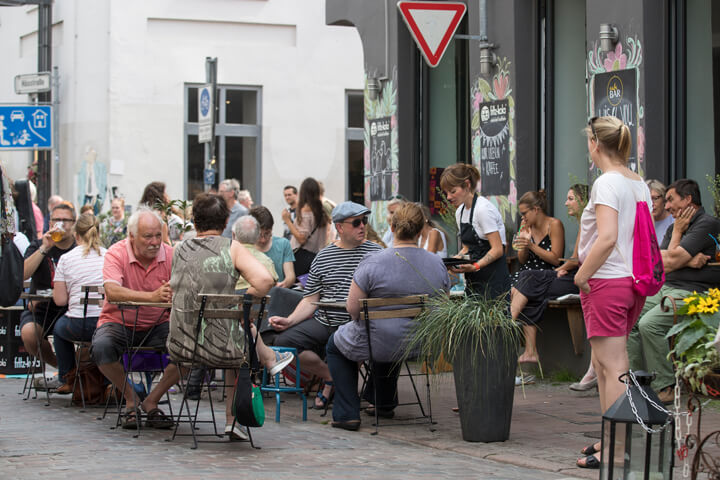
[0,105,52,150]
[397,1,466,68]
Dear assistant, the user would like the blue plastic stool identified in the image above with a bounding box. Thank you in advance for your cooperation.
[260,346,307,422]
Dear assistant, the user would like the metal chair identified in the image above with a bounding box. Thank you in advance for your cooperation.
[260,345,307,422]
[67,285,104,410]
[170,293,269,449]
[359,295,434,435]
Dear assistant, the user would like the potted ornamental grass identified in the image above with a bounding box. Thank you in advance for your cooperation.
[404,292,523,442]
[667,288,720,396]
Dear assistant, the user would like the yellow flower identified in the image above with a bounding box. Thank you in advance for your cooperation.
[687,304,698,315]
[697,296,719,314]
[683,295,697,304]
[708,288,720,300]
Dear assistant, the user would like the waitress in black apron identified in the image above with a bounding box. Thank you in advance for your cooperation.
[440,164,510,299]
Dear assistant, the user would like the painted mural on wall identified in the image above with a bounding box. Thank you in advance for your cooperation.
[587,37,644,177]
[76,146,107,215]
[470,57,517,228]
[364,68,399,236]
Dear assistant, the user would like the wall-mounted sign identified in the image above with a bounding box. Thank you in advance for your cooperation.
[477,100,510,195]
[14,72,51,95]
[198,84,213,143]
[369,116,392,201]
[592,68,638,171]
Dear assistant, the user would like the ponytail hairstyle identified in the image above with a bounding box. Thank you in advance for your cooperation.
[439,163,481,193]
[518,189,548,214]
[391,202,425,241]
[75,212,102,256]
[585,116,632,165]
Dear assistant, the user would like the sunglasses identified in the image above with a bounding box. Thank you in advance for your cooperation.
[343,217,368,228]
[588,116,598,141]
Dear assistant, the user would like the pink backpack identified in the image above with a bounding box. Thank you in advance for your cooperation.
[630,200,664,296]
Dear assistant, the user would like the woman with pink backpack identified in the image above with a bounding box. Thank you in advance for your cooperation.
[573,116,655,469]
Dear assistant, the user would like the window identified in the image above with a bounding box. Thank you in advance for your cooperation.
[184,85,261,201]
[346,90,365,205]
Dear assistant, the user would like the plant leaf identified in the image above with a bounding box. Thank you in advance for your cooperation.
[673,327,708,357]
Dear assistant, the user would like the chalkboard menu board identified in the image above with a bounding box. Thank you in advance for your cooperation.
[477,100,510,195]
[592,69,638,171]
[369,116,393,201]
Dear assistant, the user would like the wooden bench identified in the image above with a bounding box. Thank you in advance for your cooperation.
[546,297,585,355]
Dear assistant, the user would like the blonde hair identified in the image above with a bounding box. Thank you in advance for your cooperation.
[645,179,667,198]
[439,163,480,192]
[75,212,102,256]
[585,116,632,165]
[391,203,425,241]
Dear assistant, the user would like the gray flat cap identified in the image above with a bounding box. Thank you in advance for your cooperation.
[331,201,371,223]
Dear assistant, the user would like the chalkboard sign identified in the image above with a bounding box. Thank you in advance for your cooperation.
[592,69,638,171]
[477,100,510,195]
[369,117,393,201]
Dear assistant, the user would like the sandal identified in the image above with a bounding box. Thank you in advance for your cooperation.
[144,407,174,429]
[580,442,600,456]
[121,409,139,429]
[311,381,334,411]
[577,454,600,469]
[269,351,294,376]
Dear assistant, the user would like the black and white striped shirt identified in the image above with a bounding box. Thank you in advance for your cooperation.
[304,241,383,327]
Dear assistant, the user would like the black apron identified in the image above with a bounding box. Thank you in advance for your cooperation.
[459,195,510,299]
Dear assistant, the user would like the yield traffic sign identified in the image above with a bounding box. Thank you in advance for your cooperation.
[397,1,467,68]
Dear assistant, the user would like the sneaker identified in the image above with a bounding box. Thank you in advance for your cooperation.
[269,351,294,376]
[225,423,249,441]
[515,374,535,386]
[657,386,675,405]
[34,377,63,391]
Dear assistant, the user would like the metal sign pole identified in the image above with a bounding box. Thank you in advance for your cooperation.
[203,57,217,192]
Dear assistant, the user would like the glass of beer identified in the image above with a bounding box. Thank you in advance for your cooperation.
[50,222,64,242]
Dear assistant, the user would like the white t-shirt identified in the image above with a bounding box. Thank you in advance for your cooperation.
[456,195,507,245]
[54,245,107,318]
[578,172,652,279]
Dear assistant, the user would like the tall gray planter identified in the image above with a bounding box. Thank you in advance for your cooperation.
[452,335,518,442]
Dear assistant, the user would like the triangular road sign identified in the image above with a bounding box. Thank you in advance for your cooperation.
[397,1,467,68]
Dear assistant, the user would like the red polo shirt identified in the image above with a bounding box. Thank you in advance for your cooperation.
[98,238,173,330]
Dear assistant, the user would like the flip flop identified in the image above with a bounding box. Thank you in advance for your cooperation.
[580,442,600,456]
[144,407,174,429]
[576,455,600,469]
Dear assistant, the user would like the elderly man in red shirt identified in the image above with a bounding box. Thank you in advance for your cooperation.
[91,206,176,429]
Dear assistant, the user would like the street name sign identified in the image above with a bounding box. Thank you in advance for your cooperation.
[14,72,51,95]
[397,1,466,68]
[198,84,213,143]
[0,105,52,150]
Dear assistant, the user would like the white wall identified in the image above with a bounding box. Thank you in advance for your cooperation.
[0,0,364,234]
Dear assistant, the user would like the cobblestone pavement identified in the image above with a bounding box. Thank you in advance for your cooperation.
[2,372,718,479]
[0,377,581,480]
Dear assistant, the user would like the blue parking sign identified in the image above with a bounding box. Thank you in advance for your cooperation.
[0,105,52,150]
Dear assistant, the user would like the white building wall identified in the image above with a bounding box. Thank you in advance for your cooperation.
[0,0,364,234]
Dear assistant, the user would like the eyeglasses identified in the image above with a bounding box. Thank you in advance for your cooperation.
[343,217,368,228]
[518,209,532,217]
[651,195,663,202]
[51,218,74,224]
[588,116,598,141]
[389,195,405,201]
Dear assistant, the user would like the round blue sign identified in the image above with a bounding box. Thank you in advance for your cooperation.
[200,88,211,117]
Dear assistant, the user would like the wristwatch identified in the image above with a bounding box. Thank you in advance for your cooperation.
[38,247,48,256]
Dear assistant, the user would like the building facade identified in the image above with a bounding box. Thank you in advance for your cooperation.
[328,0,720,245]
[0,0,364,232]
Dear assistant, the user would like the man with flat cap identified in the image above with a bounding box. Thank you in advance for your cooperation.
[265,201,382,410]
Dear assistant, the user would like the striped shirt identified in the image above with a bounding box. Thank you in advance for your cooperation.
[54,245,107,318]
[304,241,383,327]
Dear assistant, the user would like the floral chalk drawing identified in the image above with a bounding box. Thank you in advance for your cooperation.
[364,67,399,237]
[587,36,645,177]
[470,57,517,229]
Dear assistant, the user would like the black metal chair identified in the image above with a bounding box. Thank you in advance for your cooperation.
[359,295,434,435]
[169,293,269,449]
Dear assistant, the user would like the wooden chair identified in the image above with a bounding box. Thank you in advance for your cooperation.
[169,293,269,449]
[360,295,433,435]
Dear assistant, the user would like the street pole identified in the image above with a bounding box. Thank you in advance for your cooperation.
[36,0,52,210]
[204,57,217,192]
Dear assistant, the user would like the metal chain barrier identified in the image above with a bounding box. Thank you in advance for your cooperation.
[672,370,692,478]
[624,371,673,434]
